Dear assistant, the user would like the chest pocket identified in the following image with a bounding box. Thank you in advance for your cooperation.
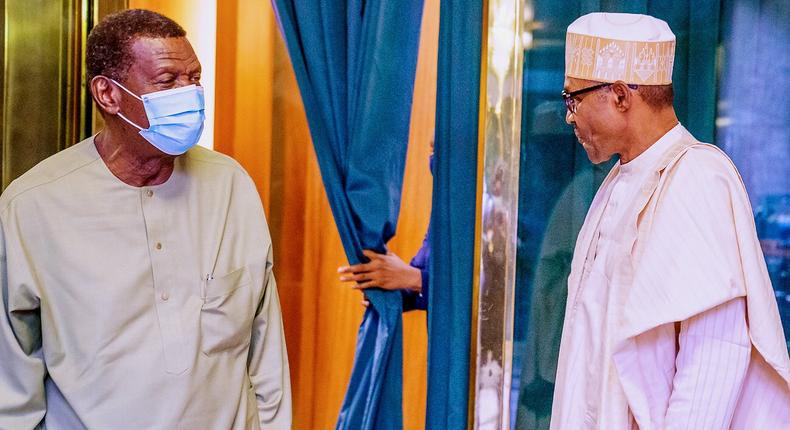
[200,266,256,354]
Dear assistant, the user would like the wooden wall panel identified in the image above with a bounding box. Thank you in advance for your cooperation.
[214,0,275,212]
[270,35,330,429]
[127,1,189,25]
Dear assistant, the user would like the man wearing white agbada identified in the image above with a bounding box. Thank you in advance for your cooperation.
[551,12,790,429]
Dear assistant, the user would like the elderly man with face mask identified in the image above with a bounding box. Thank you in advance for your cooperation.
[0,9,291,429]
[551,12,790,429]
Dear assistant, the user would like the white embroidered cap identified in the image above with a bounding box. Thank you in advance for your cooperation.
[565,13,676,85]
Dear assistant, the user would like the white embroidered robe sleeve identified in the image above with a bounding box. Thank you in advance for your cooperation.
[634,144,765,429]
[665,297,751,429]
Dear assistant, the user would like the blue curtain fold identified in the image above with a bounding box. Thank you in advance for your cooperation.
[426,1,484,429]
[271,1,423,429]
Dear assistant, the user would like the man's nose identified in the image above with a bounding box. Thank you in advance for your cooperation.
[565,109,574,125]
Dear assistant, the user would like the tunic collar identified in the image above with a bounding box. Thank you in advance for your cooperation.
[619,123,683,175]
[88,134,186,191]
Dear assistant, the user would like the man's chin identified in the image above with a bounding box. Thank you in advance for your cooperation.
[582,146,611,165]
[590,157,612,165]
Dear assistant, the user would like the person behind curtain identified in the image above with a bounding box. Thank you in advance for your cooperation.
[338,142,434,312]
[0,9,291,429]
[551,12,790,429]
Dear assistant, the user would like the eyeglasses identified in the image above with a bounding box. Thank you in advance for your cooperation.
[562,82,638,114]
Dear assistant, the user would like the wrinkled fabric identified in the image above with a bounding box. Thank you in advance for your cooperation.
[271,1,423,428]
[0,137,291,429]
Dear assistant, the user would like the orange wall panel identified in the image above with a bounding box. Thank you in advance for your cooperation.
[214,0,274,212]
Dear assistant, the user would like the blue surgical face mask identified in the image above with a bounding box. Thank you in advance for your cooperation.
[110,79,205,155]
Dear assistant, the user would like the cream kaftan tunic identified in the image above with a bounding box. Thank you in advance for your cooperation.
[0,137,292,429]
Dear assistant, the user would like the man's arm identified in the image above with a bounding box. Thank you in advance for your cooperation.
[664,297,751,428]
[401,266,429,312]
[247,244,292,429]
[338,249,424,311]
[405,231,431,311]
[338,249,423,292]
[0,218,47,429]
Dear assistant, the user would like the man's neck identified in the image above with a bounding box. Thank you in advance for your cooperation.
[95,129,176,187]
[619,108,679,164]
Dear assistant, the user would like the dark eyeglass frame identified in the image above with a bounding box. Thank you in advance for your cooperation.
[562,82,638,114]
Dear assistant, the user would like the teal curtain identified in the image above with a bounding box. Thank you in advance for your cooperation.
[425,1,483,429]
[270,2,423,429]
[513,2,721,429]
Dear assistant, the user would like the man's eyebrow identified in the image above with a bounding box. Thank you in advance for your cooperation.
[152,67,199,74]
[151,61,201,76]
[152,65,178,74]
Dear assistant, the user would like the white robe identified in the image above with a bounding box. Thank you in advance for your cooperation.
[551,125,790,429]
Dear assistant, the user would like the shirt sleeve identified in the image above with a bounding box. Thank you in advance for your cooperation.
[416,267,429,310]
[401,267,429,312]
[402,227,430,312]
[0,216,47,429]
[664,297,751,429]
[246,242,292,429]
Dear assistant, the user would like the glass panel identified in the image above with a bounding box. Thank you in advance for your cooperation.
[716,0,790,351]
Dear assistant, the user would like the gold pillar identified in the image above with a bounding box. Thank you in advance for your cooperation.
[474,0,525,428]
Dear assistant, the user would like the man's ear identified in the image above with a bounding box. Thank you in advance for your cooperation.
[610,80,632,112]
[90,76,120,115]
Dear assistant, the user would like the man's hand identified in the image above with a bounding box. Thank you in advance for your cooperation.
[338,249,422,293]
